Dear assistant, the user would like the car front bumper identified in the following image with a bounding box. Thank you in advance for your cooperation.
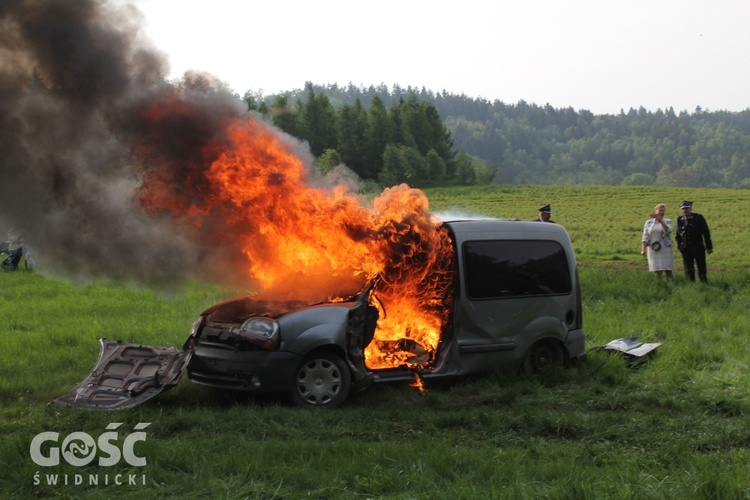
[187,344,302,393]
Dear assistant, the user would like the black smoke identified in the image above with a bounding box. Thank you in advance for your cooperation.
[0,0,258,287]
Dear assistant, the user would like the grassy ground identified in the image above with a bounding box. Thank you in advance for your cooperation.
[426,184,748,268]
[2,185,749,498]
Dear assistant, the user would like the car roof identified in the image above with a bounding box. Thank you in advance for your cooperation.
[441,218,568,236]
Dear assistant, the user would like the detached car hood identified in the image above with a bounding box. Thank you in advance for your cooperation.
[50,339,191,411]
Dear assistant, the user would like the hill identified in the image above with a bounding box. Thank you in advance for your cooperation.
[258,82,750,189]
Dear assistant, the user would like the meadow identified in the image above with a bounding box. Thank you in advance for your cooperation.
[1,185,749,499]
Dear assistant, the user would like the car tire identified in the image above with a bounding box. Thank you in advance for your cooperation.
[522,340,564,375]
[290,351,352,408]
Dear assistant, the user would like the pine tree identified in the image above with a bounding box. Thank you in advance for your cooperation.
[336,99,368,178]
[363,94,394,180]
[271,95,298,137]
[299,83,337,157]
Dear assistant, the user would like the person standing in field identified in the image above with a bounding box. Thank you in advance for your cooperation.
[675,201,713,283]
[641,203,674,280]
[535,204,555,223]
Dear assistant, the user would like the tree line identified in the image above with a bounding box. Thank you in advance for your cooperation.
[244,83,494,189]
[244,82,750,189]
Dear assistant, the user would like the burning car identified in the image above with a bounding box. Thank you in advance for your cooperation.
[7,0,585,411]
[53,218,586,410]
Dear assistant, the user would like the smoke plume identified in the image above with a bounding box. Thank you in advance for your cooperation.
[1,0,459,367]
[0,0,297,287]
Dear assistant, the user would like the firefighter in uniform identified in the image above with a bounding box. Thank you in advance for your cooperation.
[675,201,713,283]
[535,204,555,223]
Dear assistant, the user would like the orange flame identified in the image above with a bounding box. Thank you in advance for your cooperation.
[135,105,455,370]
[410,373,427,394]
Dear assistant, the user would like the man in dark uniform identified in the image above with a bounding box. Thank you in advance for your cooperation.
[535,204,555,223]
[675,201,713,283]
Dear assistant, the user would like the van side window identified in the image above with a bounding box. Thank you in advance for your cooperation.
[463,240,572,299]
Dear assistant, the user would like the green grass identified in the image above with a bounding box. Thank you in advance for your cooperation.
[2,185,750,498]
[426,184,749,268]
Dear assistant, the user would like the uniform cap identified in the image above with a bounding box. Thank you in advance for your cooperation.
[680,201,693,209]
[539,204,552,213]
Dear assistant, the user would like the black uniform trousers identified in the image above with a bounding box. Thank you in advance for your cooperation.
[680,245,708,283]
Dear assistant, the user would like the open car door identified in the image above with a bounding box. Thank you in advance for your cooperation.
[50,338,191,411]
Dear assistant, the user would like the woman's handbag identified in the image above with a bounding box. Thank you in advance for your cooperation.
[650,241,662,251]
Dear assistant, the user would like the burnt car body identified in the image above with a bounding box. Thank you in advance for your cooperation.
[184,288,378,407]
[182,218,586,407]
[53,219,586,410]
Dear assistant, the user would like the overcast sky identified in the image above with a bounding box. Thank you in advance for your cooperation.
[133,0,749,115]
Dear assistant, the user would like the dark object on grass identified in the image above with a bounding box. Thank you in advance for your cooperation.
[1,247,24,270]
[1,231,33,271]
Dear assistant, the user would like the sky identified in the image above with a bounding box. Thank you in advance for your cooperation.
[133,0,749,115]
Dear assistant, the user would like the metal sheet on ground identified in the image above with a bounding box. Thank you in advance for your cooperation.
[50,338,191,411]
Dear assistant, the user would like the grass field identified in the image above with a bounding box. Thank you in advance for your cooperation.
[2,185,749,499]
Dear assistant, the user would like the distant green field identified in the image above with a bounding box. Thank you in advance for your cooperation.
[425,184,747,269]
[2,185,749,499]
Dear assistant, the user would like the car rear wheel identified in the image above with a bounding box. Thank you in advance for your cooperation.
[522,340,564,375]
[290,352,351,407]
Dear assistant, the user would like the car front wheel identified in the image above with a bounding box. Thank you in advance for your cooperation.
[290,351,351,407]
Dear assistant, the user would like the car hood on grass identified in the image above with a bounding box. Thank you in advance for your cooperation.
[50,338,191,411]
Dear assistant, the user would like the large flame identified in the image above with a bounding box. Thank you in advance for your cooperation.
[0,0,456,369]
[134,98,455,370]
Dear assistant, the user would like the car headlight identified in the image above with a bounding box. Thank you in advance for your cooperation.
[184,315,206,349]
[235,317,280,349]
[190,315,205,337]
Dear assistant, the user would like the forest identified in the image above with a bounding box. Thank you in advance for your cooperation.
[243,82,750,189]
